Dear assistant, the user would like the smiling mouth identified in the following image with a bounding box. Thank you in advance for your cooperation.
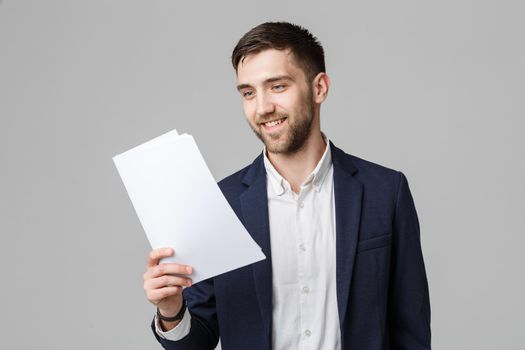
[260,117,287,128]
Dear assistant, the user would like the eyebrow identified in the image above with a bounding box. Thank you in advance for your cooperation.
[236,75,295,92]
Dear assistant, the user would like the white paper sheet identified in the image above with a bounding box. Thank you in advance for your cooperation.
[113,129,266,284]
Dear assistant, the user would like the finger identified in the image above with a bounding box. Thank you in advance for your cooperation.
[148,263,193,279]
[147,248,173,268]
[145,275,193,291]
[147,286,182,304]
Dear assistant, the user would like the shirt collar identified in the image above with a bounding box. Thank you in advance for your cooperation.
[263,133,332,196]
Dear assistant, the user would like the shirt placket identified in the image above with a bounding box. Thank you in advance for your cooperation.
[295,186,315,348]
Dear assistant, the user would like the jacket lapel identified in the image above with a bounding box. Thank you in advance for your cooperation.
[330,142,363,331]
[239,154,273,348]
[237,143,362,346]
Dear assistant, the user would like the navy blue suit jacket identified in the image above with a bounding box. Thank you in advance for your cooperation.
[153,142,431,349]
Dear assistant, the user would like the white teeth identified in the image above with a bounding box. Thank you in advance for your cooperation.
[265,118,284,127]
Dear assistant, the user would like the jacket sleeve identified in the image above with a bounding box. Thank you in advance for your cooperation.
[388,172,431,349]
[151,277,219,350]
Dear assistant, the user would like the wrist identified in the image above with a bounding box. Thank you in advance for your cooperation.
[157,295,184,318]
[157,299,186,323]
[158,316,181,332]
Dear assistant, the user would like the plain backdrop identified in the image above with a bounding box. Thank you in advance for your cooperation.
[0,1,524,349]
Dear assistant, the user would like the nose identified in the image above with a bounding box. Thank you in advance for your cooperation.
[255,92,275,118]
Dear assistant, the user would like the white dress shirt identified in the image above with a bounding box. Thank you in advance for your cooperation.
[156,135,341,350]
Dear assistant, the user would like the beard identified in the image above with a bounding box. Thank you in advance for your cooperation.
[248,91,315,155]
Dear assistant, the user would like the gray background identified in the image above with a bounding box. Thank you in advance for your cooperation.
[1,0,523,349]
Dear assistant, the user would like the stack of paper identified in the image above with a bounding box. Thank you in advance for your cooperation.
[113,129,265,284]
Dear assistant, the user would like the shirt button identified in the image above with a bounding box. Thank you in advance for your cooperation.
[302,286,310,294]
[299,202,304,208]
[299,243,306,251]
[305,329,312,336]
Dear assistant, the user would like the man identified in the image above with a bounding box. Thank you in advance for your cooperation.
[142,22,431,349]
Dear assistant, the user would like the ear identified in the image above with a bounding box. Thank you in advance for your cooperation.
[312,72,330,104]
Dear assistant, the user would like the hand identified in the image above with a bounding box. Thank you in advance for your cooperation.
[143,248,193,324]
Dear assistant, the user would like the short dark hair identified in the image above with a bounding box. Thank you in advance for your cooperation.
[231,22,326,81]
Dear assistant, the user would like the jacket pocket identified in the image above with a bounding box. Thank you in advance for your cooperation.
[357,233,392,253]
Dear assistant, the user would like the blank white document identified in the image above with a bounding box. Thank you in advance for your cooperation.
[113,129,266,284]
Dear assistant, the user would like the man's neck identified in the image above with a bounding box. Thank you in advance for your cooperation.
[266,129,327,194]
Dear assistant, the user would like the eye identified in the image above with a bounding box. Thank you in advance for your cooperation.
[241,90,254,99]
[272,84,286,91]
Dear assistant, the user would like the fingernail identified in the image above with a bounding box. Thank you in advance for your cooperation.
[186,266,192,274]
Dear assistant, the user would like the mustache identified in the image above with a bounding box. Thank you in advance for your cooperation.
[256,113,288,124]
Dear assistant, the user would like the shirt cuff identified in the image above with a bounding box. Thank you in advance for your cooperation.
[154,307,192,341]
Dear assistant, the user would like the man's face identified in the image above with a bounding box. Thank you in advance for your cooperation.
[236,49,316,154]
